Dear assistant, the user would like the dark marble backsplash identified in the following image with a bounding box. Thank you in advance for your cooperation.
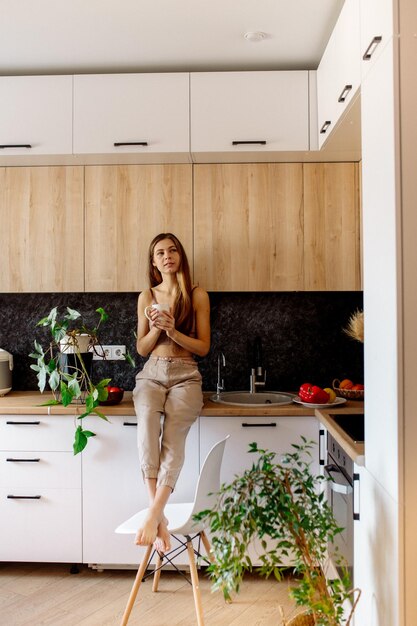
[0,292,363,394]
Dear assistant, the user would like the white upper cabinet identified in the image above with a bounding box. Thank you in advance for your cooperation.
[73,73,190,163]
[0,76,73,160]
[190,71,309,161]
[317,0,361,149]
[360,0,394,80]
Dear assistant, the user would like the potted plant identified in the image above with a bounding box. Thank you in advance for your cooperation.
[29,306,112,455]
[195,439,360,626]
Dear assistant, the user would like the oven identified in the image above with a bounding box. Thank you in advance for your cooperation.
[325,432,359,582]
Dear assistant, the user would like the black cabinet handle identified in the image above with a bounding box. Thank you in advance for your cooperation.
[232,140,267,146]
[114,142,148,147]
[319,429,325,466]
[6,458,41,462]
[7,495,42,499]
[6,421,41,425]
[363,36,382,60]
[320,121,332,134]
[353,472,360,520]
[241,422,277,428]
[123,422,137,427]
[338,84,353,103]
[0,144,32,149]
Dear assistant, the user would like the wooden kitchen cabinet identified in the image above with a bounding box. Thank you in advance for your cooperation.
[0,75,73,163]
[194,162,361,291]
[303,162,361,290]
[84,164,193,291]
[82,416,199,567]
[0,415,82,563]
[0,166,84,292]
[193,163,304,291]
[316,0,361,148]
[190,71,309,161]
[73,73,190,163]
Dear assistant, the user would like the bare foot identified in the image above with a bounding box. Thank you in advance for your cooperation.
[135,512,160,546]
[154,517,171,553]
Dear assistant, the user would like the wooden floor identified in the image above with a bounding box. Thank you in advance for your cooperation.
[0,562,301,625]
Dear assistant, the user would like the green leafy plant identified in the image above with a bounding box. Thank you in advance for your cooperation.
[195,439,360,626]
[30,306,111,455]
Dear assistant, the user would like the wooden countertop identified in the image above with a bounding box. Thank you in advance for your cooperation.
[0,390,364,421]
[315,406,365,466]
[0,392,365,464]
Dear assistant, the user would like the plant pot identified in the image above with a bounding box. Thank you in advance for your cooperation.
[59,333,92,354]
[284,613,315,626]
[56,350,93,404]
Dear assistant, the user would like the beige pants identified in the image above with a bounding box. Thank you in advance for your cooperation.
[133,357,203,490]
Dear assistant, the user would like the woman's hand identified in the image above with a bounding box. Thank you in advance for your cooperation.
[147,307,165,330]
[154,309,176,336]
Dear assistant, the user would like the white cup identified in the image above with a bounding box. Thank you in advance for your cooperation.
[144,303,170,321]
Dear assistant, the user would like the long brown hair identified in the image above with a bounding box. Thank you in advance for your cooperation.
[147,233,194,334]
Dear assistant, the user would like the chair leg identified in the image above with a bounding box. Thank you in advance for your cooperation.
[152,551,163,592]
[120,544,153,626]
[200,530,215,564]
[186,538,205,626]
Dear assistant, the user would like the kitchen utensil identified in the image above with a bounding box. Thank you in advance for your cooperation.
[0,348,13,396]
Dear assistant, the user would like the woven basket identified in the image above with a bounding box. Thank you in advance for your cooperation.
[279,607,316,626]
[333,379,364,401]
[285,613,316,626]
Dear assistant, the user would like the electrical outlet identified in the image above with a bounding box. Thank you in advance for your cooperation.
[91,345,114,360]
[112,345,126,360]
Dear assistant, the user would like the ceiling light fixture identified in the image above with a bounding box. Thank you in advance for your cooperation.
[243,31,267,42]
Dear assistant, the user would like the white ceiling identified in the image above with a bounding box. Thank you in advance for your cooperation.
[1,0,345,75]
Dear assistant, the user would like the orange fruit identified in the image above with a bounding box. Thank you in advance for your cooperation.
[339,378,353,389]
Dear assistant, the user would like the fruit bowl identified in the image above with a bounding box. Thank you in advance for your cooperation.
[99,387,124,405]
[333,379,364,400]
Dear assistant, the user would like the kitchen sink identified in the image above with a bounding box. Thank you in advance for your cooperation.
[210,391,294,407]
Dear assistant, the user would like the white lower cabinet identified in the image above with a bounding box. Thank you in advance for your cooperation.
[353,466,399,626]
[1,412,319,567]
[82,415,199,567]
[199,415,319,566]
[0,415,82,563]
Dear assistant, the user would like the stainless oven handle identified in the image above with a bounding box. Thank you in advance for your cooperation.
[324,463,353,495]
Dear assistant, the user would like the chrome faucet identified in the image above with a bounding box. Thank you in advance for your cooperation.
[249,367,267,393]
[250,337,266,393]
[216,352,226,398]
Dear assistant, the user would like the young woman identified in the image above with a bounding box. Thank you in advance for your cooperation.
[133,233,210,553]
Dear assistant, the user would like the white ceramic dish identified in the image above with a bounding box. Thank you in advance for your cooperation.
[292,396,347,409]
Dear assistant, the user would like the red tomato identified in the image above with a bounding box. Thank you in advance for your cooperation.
[107,386,123,393]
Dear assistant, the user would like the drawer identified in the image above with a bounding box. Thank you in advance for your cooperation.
[0,451,81,489]
[0,415,76,451]
[0,487,82,562]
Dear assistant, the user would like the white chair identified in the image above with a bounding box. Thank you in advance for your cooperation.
[115,436,229,626]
